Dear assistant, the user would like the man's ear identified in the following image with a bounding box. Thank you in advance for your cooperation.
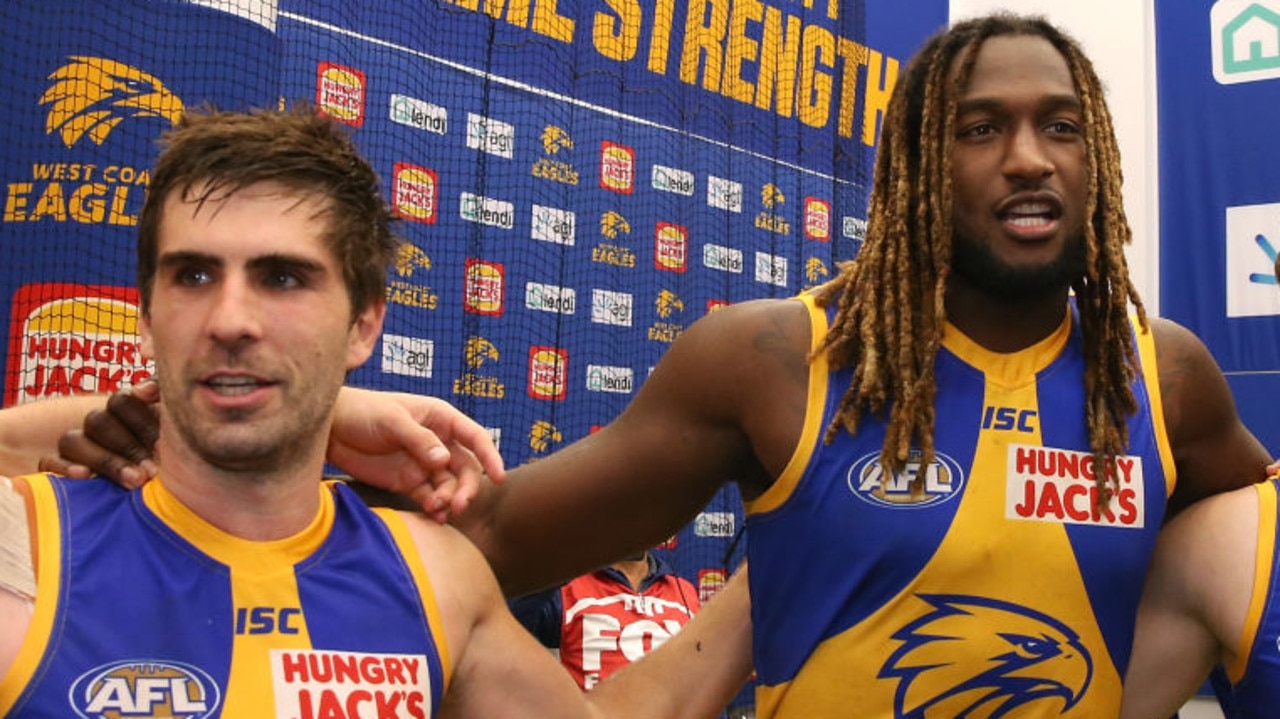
[139,311,153,362]
[346,301,386,369]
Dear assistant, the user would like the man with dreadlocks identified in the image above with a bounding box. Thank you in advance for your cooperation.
[27,11,1272,719]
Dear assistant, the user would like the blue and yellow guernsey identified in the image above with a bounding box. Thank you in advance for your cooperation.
[745,294,1174,718]
[0,476,448,718]
[1211,478,1280,718]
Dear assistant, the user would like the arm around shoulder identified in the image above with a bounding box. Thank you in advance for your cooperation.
[1121,485,1260,718]
[0,395,107,477]
[406,511,751,719]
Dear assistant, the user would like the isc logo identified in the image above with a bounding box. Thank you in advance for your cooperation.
[70,660,221,717]
[982,406,1038,433]
[235,606,302,635]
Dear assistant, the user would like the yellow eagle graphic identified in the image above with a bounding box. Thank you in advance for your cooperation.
[881,594,1092,718]
[464,336,499,369]
[41,56,183,148]
[655,289,683,319]
[394,244,432,278]
[761,182,785,209]
[805,257,831,283]
[600,211,630,240]
[541,125,573,155]
[529,420,562,453]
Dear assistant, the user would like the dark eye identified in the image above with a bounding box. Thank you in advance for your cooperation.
[175,267,212,287]
[1046,119,1081,136]
[264,270,304,289]
[958,121,997,139]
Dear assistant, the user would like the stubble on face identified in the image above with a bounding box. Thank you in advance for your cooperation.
[949,228,1087,302]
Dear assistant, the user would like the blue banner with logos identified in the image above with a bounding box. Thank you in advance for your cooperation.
[1156,0,1280,454]
[0,3,946,697]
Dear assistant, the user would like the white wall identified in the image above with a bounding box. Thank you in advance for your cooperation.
[948,0,1160,314]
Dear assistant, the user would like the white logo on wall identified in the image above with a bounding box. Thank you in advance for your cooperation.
[1226,202,1280,317]
[382,334,434,378]
[532,204,576,245]
[591,289,633,327]
[586,364,634,394]
[390,94,447,134]
[703,243,744,273]
[466,112,514,157]
[755,251,788,287]
[1211,0,1280,84]
[526,281,577,314]
[707,176,743,213]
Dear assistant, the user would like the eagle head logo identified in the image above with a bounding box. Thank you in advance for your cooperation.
[41,56,184,148]
[600,210,630,240]
[395,244,432,278]
[880,594,1093,718]
[541,125,574,155]
[805,257,830,283]
[464,336,499,369]
[761,182,785,209]
[529,420,562,453]
[655,289,683,319]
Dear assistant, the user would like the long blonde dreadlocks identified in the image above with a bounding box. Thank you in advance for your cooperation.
[811,13,1146,503]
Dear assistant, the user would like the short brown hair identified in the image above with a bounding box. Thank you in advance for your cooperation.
[136,104,398,318]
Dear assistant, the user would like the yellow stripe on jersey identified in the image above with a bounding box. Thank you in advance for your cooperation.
[1229,480,1278,684]
[373,508,454,688]
[1132,318,1177,498]
[746,293,831,516]
[0,474,62,715]
[142,478,336,715]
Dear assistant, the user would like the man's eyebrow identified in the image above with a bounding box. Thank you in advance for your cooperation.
[245,253,328,274]
[156,250,220,269]
[155,251,327,274]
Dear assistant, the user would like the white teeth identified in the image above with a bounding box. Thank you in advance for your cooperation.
[206,377,260,395]
[1007,216,1051,228]
[1007,202,1052,216]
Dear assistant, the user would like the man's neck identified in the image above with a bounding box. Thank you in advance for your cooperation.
[154,435,329,541]
[944,280,1072,353]
[612,554,652,591]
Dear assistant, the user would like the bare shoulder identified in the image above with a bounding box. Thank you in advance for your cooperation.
[1146,317,1269,511]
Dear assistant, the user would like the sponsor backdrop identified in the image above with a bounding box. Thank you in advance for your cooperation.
[1157,0,1280,453]
[0,0,945,704]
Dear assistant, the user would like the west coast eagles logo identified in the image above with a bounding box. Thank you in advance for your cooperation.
[41,57,184,148]
[880,595,1092,717]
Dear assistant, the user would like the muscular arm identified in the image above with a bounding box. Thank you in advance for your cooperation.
[1121,485,1258,718]
[406,514,752,719]
[1151,318,1270,517]
[456,298,812,594]
[0,395,107,477]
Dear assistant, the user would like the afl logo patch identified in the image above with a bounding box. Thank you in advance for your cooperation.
[69,659,221,718]
[846,450,966,508]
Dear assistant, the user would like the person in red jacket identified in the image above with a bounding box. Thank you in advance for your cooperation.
[510,549,701,690]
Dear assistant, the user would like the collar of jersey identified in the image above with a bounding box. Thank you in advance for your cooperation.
[141,478,335,575]
[940,307,1072,387]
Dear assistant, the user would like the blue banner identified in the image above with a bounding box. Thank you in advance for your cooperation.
[1157,0,1280,453]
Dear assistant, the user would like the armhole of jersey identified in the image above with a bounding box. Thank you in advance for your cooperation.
[1132,317,1177,499]
[0,473,61,714]
[744,293,829,516]
[371,508,453,690]
[1227,481,1278,684]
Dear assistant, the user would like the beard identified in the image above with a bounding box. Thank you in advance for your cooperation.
[950,231,1087,302]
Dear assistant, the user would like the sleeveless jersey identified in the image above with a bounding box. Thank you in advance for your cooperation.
[0,475,449,718]
[558,569,700,689]
[1211,478,1280,718]
[745,294,1174,718]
